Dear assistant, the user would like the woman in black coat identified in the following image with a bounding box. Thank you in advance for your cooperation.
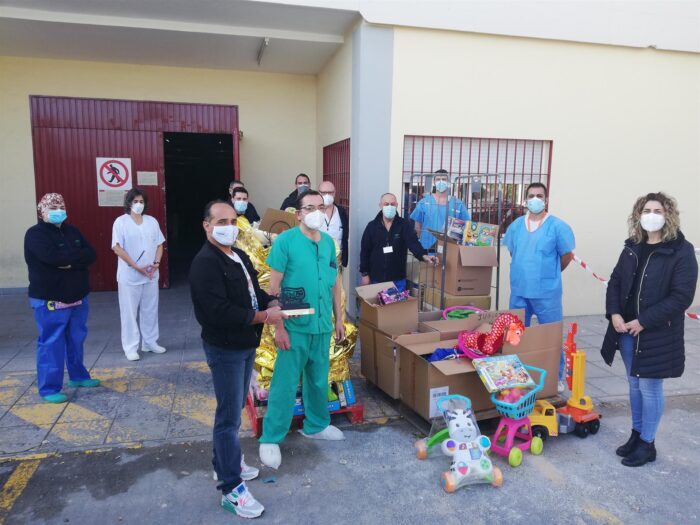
[601,192,698,467]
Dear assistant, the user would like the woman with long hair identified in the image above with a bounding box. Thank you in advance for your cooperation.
[601,192,697,467]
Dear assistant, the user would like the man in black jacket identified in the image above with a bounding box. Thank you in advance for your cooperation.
[360,192,437,291]
[24,193,100,404]
[318,180,349,268]
[279,173,310,210]
[229,181,261,223]
[189,200,285,519]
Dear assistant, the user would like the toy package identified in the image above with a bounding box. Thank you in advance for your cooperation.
[472,354,535,393]
[446,217,467,242]
[377,286,411,305]
[414,395,502,492]
[462,221,499,247]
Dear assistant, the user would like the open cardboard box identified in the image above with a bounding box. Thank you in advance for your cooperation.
[432,240,497,296]
[399,313,562,421]
[422,287,491,310]
[355,282,419,333]
[259,208,298,234]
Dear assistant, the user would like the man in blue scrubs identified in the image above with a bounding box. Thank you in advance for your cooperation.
[503,182,575,392]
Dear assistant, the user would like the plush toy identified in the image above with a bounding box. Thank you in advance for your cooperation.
[457,313,525,359]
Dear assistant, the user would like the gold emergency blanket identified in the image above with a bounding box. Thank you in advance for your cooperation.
[235,216,357,390]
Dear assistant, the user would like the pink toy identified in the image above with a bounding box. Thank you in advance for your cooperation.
[377,287,411,305]
[457,313,525,359]
[497,388,526,404]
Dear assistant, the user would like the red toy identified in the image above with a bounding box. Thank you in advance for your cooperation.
[457,313,525,359]
[496,388,526,404]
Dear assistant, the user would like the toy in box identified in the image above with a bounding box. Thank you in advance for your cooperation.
[472,354,535,393]
[462,221,499,247]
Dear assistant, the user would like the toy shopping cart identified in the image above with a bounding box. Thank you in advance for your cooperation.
[490,365,546,467]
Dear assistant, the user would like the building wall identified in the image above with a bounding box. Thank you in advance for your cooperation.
[390,28,700,315]
[0,56,317,288]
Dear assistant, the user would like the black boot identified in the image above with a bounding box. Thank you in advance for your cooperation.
[621,440,656,467]
[616,429,641,457]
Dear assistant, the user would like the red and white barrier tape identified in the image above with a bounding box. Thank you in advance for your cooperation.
[572,252,699,322]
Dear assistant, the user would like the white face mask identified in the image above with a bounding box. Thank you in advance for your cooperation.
[131,202,145,215]
[303,210,325,231]
[322,194,334,207]
[211,225,239,246]
[640,213,665,233]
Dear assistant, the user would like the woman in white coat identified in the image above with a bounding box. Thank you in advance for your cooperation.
[112,188,166,361]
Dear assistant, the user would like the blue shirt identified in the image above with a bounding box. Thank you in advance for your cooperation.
[410,195,470,250]
[503,215,575,299]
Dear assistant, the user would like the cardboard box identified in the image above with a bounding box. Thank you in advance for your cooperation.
[432,242,497,296]
[259,208,298,234]
[355,282,419,333]
[423,287,491,310]
[399,316,562,421]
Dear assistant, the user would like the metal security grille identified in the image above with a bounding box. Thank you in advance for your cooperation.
[323,138,351,208]
[402,135,552,233]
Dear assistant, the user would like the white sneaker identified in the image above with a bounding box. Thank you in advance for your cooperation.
[125,351,140,361]
[142,343,167,354]
[221,482,264,519]
[213,455,258,482]
[299,425,345,441]
[558,380,567,394]
[259,443,281,470]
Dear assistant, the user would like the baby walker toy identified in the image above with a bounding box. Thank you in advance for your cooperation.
[414,395,503,492]
[489,365,546,467]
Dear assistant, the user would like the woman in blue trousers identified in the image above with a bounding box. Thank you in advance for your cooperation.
[24,193,101,403]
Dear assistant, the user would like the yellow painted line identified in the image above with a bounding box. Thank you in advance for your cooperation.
[0,374,32,389]
[89,367,131,393]
[529,454,565,484]
[582,501,625,525]
[0,459,41,524]
[182,362,209,374]
[0,389,26,405]
[0,453,56,464]
[10,404,65,426]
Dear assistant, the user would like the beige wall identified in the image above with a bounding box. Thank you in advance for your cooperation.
[390,28,700,315]
[0,56,317,288]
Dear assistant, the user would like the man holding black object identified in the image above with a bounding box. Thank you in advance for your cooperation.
[360,192,437,291]
[189,200,285,519]
[259,190,346,470]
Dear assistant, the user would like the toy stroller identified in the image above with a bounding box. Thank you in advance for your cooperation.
[415,395,502,492]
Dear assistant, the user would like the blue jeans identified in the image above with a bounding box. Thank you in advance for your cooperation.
[203,342,255,493]
[509,295,566,381]
[30,297,91,397]
[619,334,664,443]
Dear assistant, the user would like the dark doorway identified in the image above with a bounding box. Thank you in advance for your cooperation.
[164,132,234,284]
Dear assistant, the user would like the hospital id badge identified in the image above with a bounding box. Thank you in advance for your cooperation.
[383,246,393,254]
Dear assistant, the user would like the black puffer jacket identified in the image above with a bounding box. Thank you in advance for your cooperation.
[601,232,698,378]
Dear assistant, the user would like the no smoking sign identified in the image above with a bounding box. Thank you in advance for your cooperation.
[96,157,132,191]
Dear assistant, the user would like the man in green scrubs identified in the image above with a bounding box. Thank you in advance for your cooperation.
[259,190,346,469]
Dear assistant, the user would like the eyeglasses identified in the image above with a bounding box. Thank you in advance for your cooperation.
[300,205,327,213]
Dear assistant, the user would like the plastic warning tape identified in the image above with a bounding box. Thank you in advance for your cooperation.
[571,252,699,322]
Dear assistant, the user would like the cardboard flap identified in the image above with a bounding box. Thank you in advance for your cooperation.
[457,246,498,267]
[355,282,395,302]
[432,358,476,376]
[503,321,563,355]
[259,208,298,234]
[400,338,449,357]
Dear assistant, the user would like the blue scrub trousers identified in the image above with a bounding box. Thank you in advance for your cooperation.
[370,278,406,293]
[509,295,565,380]
[30,297,92,397]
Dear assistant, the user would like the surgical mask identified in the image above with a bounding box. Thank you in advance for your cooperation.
[382,205,397,220]
[527,197,546,214]
[47,210,67,224]
[322,194,334,207]
[131,203,144,215]
[297,184,309,194]
[233,201,248,214]
[435,180,449,193]
[212,225,238,246]
[303,210,324,231]
[640,213,665,233]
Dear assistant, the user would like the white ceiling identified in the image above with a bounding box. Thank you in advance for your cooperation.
[0,0,360,74]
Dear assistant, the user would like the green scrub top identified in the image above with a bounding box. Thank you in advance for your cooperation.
[266,227,337,334]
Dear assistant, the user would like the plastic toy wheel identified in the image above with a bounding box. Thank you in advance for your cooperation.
[491,467,503,488]
[508,447,523,467]
[530,436,544,456]
[441,472,457,493]
[532,425,549,441]
[588,419,601,435]
[415,440,428,460]
[574,423,590,438]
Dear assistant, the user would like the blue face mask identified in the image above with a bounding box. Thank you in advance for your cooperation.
[382,205,397,220]
[527,197,546,214]
[435,180,449,193]
[297,184,309,194]
[233,201,248,214]
[47,209,67,224]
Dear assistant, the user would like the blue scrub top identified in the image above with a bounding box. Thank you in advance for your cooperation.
[503,215,575,299]
[410,195,470,250]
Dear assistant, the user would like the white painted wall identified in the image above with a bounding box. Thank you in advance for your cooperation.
[389,27,700,315]
[0,56,317,288]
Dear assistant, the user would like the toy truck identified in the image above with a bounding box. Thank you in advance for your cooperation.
[529,323,601,439]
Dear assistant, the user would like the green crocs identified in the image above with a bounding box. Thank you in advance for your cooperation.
[42,393,68,404]
[68,379,101,388]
